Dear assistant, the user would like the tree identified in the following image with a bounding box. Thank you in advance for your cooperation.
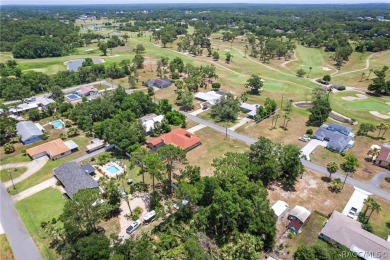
[307,90,331,126]
[212,51,220,61]
[3,143,15,154]
[367,200,381,223]
[180,165,201,184]
[360,72,365,82]
[368,66,389,95]
[279,144,304,188]
[297,69,306,77]
[176,90,193,111]
[341,153,360,187]
[28,108,41,121]
[363,197,375,216]
[75,233,111,260]
[211,82,221,91]
[50,85,64,102]
[282,112,291,130]
[211,93,240,122]
[326,161,339,180]
[98,42,108,56]
[240,92,248,103]
[376,123,389,139]
[294,245,315,260]
[134,44,145,54]
[147,86,154,97]
[128,75,136,89]
[323,74,331,83]
[133,54,144,69]
[307,66,313,78]
[105,180,122,212]
[245,75,263,95]
[158,144,187,194]
[144,153,163,191]
[122,33,129,42]
[357,123,376,136]
[331,178,343,193]
[60,189,106,241]
[225,52,233,63]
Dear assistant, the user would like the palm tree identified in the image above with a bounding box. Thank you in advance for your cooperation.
[363,197,375,216]
[284,114,291,130]
[282,113,290,129]
[360,72,365,82]
[307,66,313,78]
[367,148,380,161]
[367,200,381,223]
[326,161,339,180]
[331,178,343,193]
[381,124,389,139]
[366,68,373,80]
[125,194,133,215]
[273,113,280,129]
[377,123,386,138]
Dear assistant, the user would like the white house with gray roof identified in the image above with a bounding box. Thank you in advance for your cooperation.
[313,123,354,152]
[16,121,44,145]
[54,162,99,199]
[240,102,260,118]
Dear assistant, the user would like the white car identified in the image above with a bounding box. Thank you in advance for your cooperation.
[347,207,358,218]
[173,199,189,210]
[298,135,311,142]
[126,219,141,234]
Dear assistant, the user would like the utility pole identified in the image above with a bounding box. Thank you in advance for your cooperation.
[280,94,284,110]
[8,170,15,190]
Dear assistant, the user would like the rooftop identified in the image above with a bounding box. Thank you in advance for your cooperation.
[148,128,201,151]
[26,139,72,158]
[272,200,289,217]
[54,162,99,199]
[289,205,311,223]
[195,91,223,102]
[321,211,390,258]
[142,115,164,133]
[16,121,43,142]
[377,144,390,163]
[76,85,98,95]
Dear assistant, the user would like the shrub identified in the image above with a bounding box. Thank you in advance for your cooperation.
[4,143,15,154]
[65,120,72,128]
[21,149,26,156]
[337,85,346,91]
[41,133,49,140]
[306,128,313,135]
[171,72,180,79]
[287,232,294,239]
[211,82,221,91]
[385,177,390,183]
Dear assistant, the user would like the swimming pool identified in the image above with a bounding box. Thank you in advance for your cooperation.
[51,120,65,129]
[66,94,81,101]
[106,165,121,175]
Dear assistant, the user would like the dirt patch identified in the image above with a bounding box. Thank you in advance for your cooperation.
[386,102,390,106]
[341,94,368,101]
[293,101,313,109]
[370,111,390,119]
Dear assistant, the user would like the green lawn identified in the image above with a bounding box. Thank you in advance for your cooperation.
[198,110,237,128]
[0,234,14,260]
[370,197,390,240]
[15,188,65,260]
[0,167,27,182]
[0,153,30,165]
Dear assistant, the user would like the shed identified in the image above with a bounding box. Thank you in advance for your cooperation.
[271,200,289,220]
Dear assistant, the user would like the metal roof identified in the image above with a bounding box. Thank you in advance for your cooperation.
[64,140,79,150]
[54,162,99,199]
[16,121,43,142]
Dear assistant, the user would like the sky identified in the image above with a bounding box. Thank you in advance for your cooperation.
[1,0,389,5]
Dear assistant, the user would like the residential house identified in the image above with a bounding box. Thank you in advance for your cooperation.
[145,78,171,89]
[86,138,105,153]
[9,97,55,115]
[147,128,201,152]
[16,121,44,145]
[375,144,390,168]
[80,163,96,175]
[140,114,164,134]
[271,200,289,220]
[287,205,311,234]
[376,16,385,21]
[320,211,390,259]
[26,139,78,160]
[240,102,260,118]
[54,162,99,199]
[75,85,98,97]
[195,91,223,108]
[313,123,355,152]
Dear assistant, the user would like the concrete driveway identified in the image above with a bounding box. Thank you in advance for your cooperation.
[118,195,148,239]
[300,139,328,160]
[342,187,371,220]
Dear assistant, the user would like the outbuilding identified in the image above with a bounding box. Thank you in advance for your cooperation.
[271,200,289,220]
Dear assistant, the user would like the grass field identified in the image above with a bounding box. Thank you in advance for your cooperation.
[0,167,27,182]
[369,196,390,240]
[15,188,65,259]
[0,234,14,260]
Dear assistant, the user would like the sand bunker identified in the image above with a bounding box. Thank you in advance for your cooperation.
[370,111,390,119]
[342,94,368,101]
[386,102,390,106]
[322,67,332,71]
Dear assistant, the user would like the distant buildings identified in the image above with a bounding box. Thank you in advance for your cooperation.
[26,138,79,160]
[320,211,390,259]
[147,128,201,152]
[16,121,44,145]
[313,123,355,152]
[195,90,223,108]
[9,97,55,115]
[145,78,172,89]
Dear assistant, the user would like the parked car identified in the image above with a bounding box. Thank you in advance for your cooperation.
[143,210,156,223]
[347,207,358,218]
[126,219,141,234]
[298,135,311,142]
[173,199,189,210]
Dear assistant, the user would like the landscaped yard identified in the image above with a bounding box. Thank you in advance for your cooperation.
[0,234,14,260]
[369,196,390,240]
[0,167,27,182]
[15,188,66,259]
[186,127,249,176]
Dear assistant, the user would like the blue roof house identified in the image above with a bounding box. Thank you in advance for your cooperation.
[16,121,44,145]
[313,123,354,152]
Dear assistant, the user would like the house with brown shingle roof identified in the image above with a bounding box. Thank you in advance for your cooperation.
[147,128,201,152]
[26,139,79,160]
[375,144,390,168]
[75,85,98,97]
[320,211,390,259]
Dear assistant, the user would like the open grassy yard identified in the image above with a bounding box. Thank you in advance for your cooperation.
[186,127,249,176]
[369,196,390,240]
[15,188,66,260]
[0,167,27,182]
[0,234,14,260]
[380,179,390,192]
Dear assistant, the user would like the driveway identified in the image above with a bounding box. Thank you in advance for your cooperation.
[341,187,371,220]
[2,156,49,188]
[187,124,206,133]
[118,195,148,239]
[300,139,328,160]
[228,117,252,131]
[0,182,42,260]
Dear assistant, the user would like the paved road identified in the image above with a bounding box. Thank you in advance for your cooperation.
[0,183,42,260]
[182,111,390,202]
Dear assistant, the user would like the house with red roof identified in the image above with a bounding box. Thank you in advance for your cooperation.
[375,144,390,168]
[147,128,201,152]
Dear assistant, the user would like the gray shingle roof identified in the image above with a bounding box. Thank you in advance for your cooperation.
[328,123,352,135]
[145,78,171,88]
[16,121,43,142]
[54,162,98,199]
[80,164,96,175]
